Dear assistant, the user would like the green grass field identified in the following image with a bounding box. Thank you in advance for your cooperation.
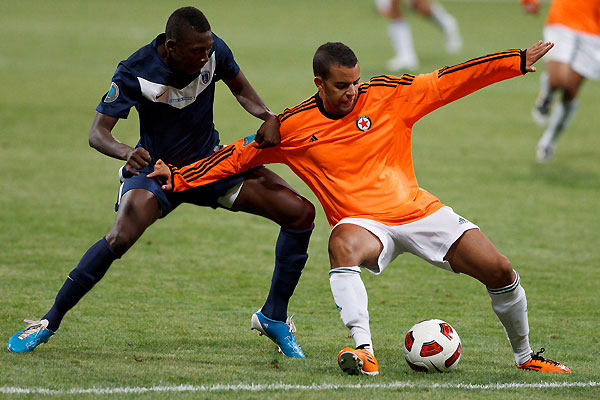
[1,0,599,398]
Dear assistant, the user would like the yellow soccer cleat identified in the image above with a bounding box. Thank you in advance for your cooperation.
[516,348,571,373]
[337,347,379,376]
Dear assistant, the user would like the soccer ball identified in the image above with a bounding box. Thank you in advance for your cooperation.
[403,319,462,373]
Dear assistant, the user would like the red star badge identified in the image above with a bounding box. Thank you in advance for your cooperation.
[356,115,371,131]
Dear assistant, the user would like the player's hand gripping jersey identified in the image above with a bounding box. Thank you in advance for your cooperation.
[167,50,527,227]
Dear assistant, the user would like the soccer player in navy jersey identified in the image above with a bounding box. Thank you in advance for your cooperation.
[8,6,314,358]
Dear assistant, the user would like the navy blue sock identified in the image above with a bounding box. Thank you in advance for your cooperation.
[261,225,313,322]
[43,237,120,331]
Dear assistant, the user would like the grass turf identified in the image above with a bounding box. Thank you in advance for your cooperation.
[1,0,599,398]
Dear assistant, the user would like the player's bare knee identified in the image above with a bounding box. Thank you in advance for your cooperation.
[328,234,362,267]
[271,192,315,230]
[105,230,134,256]
[288,197,315,230]
[486,255,514,287]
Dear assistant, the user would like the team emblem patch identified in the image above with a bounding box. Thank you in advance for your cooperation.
[201,70,211,84]
[104,82,120,103]
[243,134,256,146]
[356,115,371,131]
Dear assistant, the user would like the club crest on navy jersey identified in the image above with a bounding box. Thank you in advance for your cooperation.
[104,82,120,103]
[201,70,211,84]
[356,115,371,131]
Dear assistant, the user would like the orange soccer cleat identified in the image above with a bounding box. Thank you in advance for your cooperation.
[516,348,571,373]
[337,347,379,376]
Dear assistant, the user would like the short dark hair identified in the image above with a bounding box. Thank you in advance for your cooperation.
[313,42,358,80]
[165,7,211,41]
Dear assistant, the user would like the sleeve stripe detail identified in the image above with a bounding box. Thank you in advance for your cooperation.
[370,74,415,84]
[442,49,521,72]
[438,49,522,78]
[279,103,318,123]
[357,75,415,94]
[438,49,521,77]
[182,149,235,181]
[173,144,234,177]
[363,82,412,89]
[175,145,236,181]
[286,96,316,114]
[358,81,412,95]
[371,73,415,81]
[279,96,317,121]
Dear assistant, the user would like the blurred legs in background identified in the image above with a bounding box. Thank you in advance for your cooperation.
[376,0,462,71]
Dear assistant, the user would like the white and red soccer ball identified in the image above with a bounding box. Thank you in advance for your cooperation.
[403,319,462,373]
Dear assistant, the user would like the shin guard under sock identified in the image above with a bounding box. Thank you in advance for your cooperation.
[261,225,313,322]
[488,271,532,364]
[43,237,120,331]
[329,266,373,353]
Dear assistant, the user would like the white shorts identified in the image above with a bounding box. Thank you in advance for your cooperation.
[544,24,600,80]
[332,206,479,274]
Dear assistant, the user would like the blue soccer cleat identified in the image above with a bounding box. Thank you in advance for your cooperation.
[8,319,55,353]
[251,310,305,358]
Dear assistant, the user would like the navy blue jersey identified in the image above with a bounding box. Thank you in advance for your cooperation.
[97,32,240,166]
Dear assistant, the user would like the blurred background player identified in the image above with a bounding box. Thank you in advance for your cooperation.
[376,0,462,71]
[521,0,600,162]
[8,6,314,358]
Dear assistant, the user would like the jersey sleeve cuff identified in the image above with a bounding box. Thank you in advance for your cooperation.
[520,49,527,75]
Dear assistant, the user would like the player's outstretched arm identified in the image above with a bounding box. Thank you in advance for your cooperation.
[147,160,173,191]
[404,42,553,124]
[148,135,280,193]
[524,40,554,72]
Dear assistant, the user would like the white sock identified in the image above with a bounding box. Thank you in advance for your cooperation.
[538,72,553,104]
[388,19,418,65]
[329,266,373,354]
[488,271,532,365]
[430,2,454,33]
[538,99,579,150]
[430,3,461,53]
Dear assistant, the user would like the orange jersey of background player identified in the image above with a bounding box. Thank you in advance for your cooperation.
[522,0,600,35]
[169,50,525,228]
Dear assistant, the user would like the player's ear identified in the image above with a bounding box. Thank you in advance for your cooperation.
[165,38,177,54]
[314,76,323,90]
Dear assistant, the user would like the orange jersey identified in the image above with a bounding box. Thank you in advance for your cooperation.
[522,0,600,35]
[170,50,525,227]
[547,0,600,35]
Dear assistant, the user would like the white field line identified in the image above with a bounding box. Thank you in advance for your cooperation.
[1,381,598,395]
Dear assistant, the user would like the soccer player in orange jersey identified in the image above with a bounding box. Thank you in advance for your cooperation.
[521,0,600,161]
[149,40,571,374]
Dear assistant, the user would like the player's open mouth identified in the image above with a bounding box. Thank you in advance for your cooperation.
[341,99,355,108]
